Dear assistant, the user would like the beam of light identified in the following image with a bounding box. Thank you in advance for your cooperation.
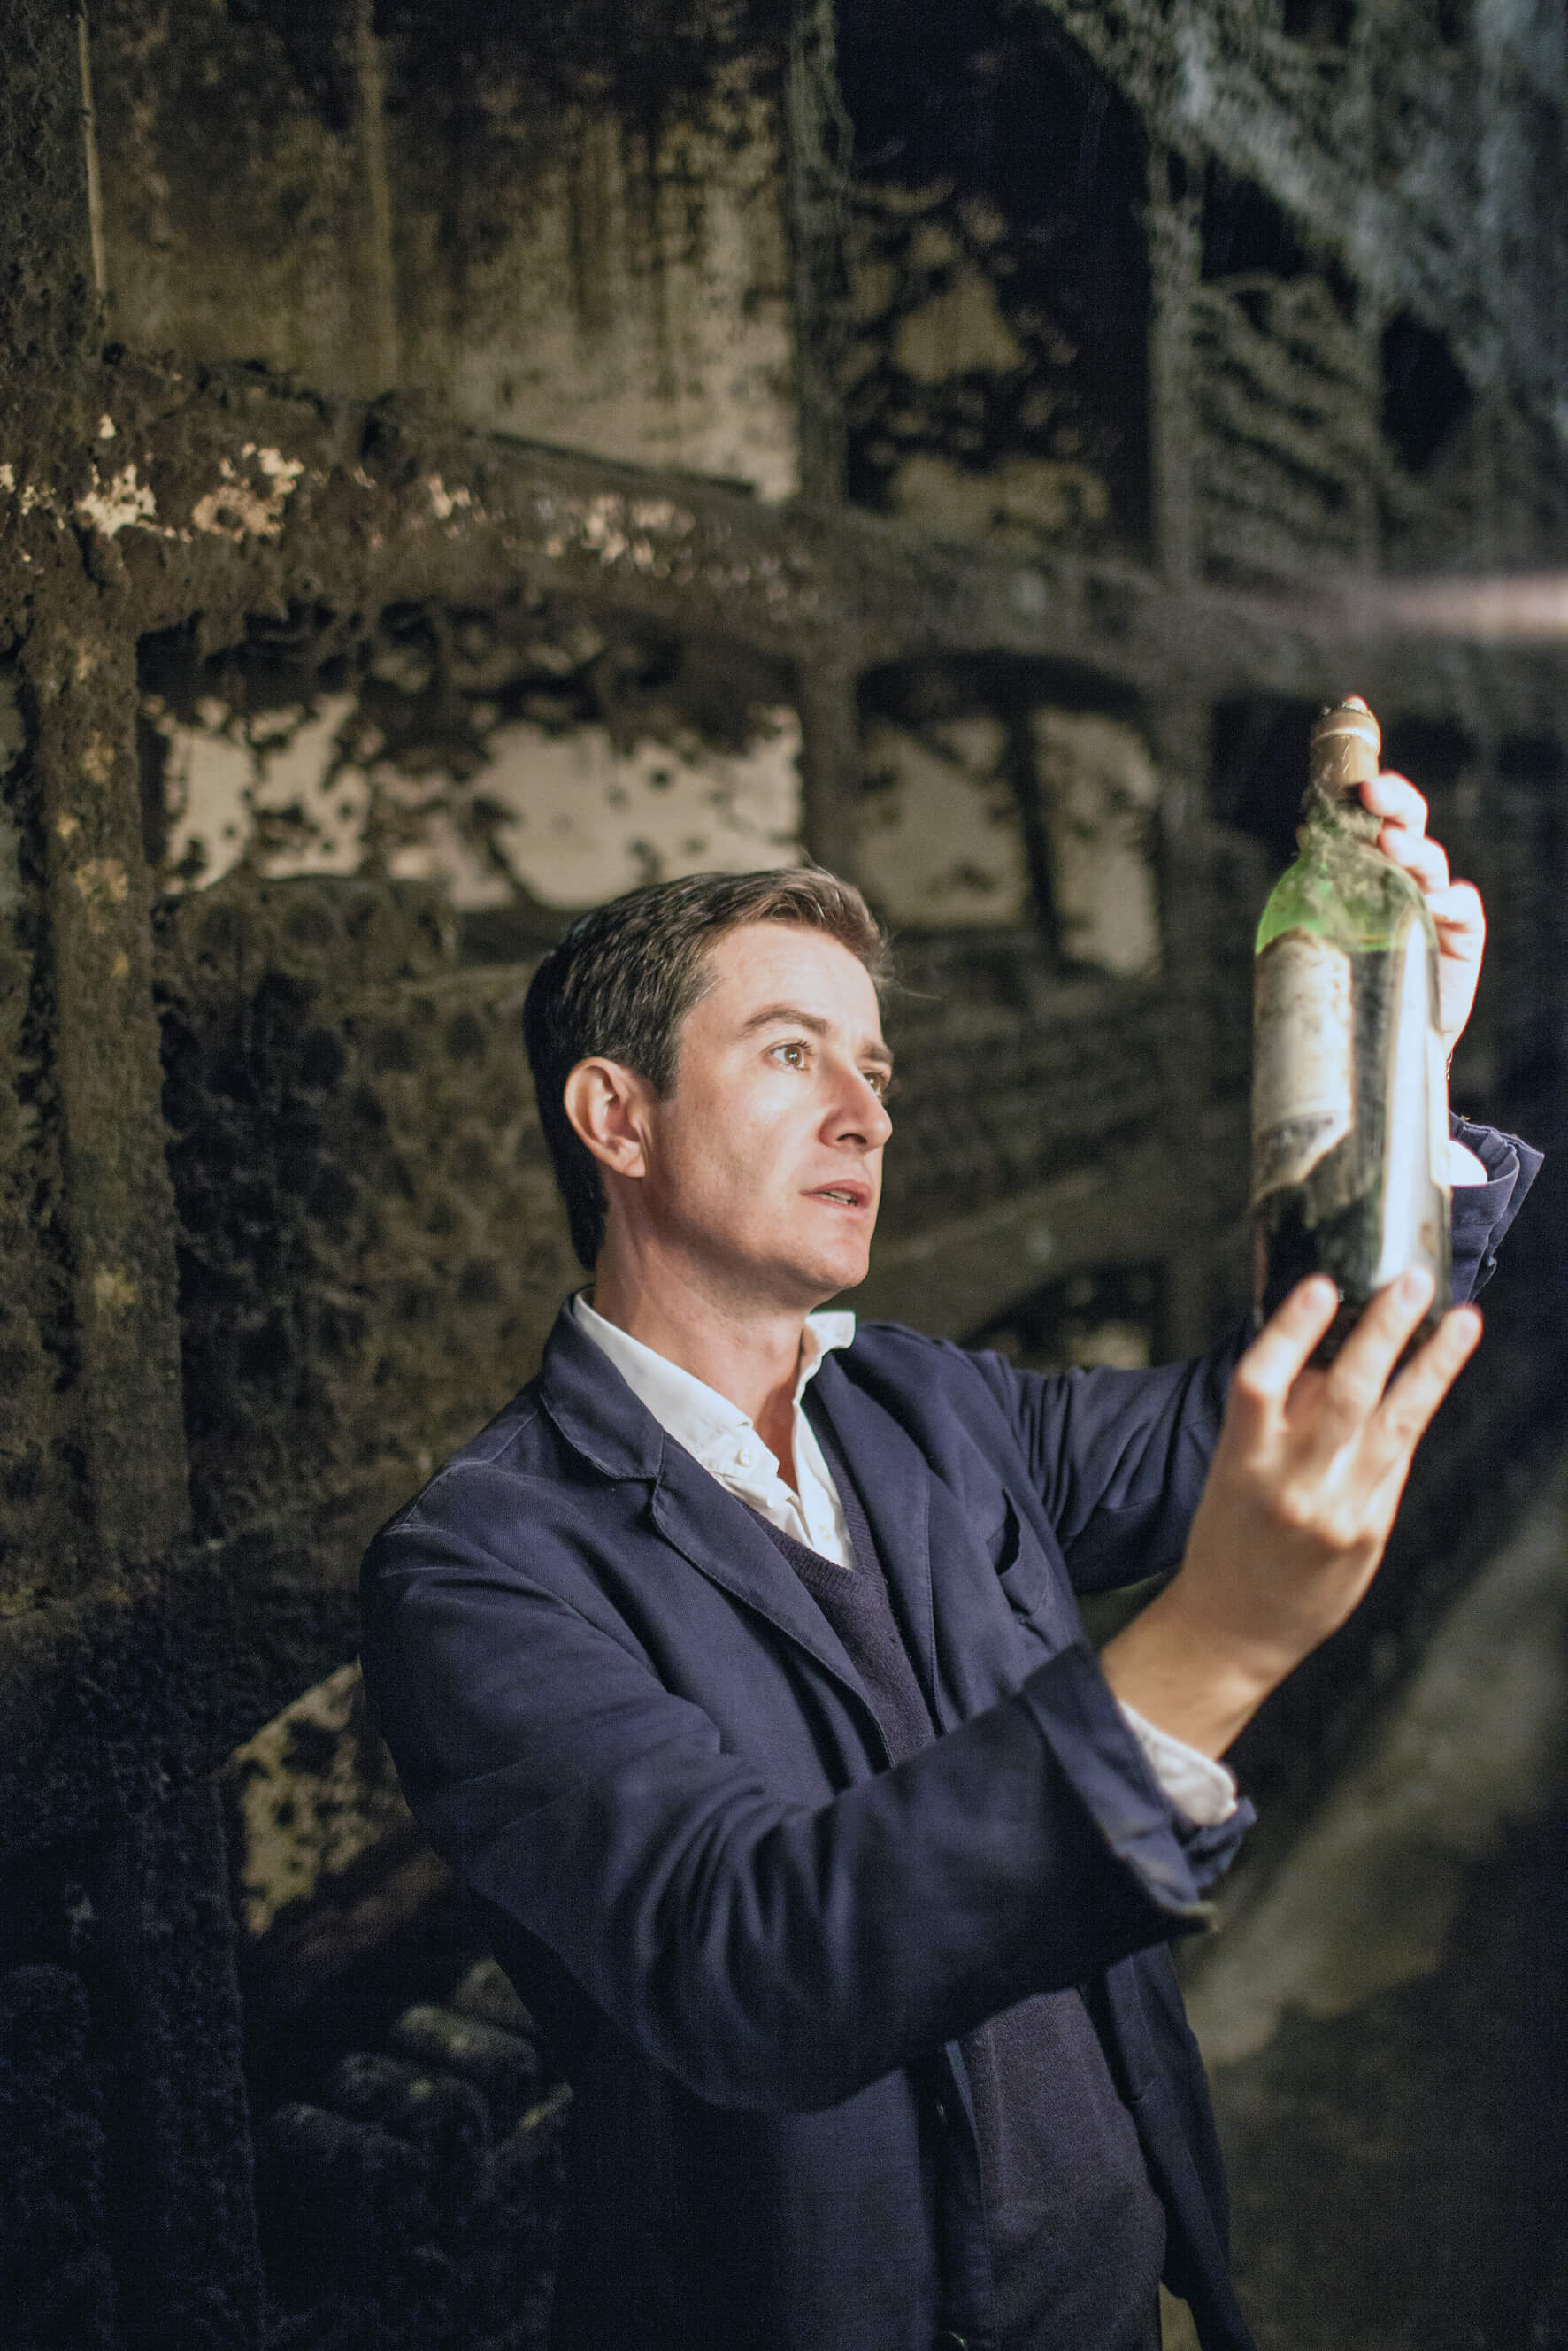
[1351,572,1568,642]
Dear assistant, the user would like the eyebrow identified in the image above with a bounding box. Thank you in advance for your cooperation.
[740,1003,895,1076]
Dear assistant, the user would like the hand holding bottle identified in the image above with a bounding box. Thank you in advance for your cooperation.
[1101,1267,1481,1757]
[1355,753,1486,1064]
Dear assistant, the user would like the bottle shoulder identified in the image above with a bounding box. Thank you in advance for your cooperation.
[1256,833,1433,955]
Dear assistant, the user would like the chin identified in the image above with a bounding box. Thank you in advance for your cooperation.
[797,1244,872,1300]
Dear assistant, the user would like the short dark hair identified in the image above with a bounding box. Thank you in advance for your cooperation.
[523,867,890,1270]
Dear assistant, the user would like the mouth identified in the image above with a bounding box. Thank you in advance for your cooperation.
[807,1183,872,1212]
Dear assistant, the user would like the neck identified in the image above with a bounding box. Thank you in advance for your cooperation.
[588,1237,814,1477]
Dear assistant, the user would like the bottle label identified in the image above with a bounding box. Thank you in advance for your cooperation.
[1252,928,1354,1201]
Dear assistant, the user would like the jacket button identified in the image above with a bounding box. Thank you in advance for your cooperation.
[933,2098,949,2127]
[933,2334,968,2349]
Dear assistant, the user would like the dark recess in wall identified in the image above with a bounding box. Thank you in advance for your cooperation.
[1281,0,1354,44]
[1209,695,1320,870]
[1497,734,1565,788]
[1380,716,1473,798]
[1201,162,1310,284]
[1200,159,1357,318]
[0,1847,123,2351]
[1380,311,1474,475]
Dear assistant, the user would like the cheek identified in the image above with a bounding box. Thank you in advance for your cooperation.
[661,1095,784,1210]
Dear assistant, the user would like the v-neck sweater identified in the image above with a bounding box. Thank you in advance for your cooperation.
[744,1399,1166,2351]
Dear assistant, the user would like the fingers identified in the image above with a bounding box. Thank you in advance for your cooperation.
[1379,824,1449,894]
[1360,771,1427,834]
[1230,1277,1339,1428]
[1366,1303,1483,1476]
[1425,879,1486,952]
[1289,1268,1436,1459]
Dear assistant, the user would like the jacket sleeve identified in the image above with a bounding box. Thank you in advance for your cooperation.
[361,1468,1223,2117]
[1449,1118,1541,1301]
[969,1115,1541,1596]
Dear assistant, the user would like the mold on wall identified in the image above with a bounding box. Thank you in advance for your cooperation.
[93,0,800,496]
[879,935,1168,1239]
[1032,710,1161,979]
[0,665,89,1608]
[154,875,580,1556]
[834,0,1149,552]
[393,44,798,499]
[856,659,1162,976]
[859,711,1031,928]
[1192,164,1379,580]
[0,4,1566,2347]
[142,605,802,918]
[145,595,803,1571]
[225,1662,421,1949]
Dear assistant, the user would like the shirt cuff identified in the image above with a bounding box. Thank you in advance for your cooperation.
[1118,1702,1239,1827]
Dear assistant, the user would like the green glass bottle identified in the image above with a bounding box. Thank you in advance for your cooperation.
[1251,697,1451,1363]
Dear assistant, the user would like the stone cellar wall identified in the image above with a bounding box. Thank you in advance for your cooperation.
[2,2,1567,2346]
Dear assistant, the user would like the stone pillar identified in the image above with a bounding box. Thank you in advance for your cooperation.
[794,643,864,886]
[23,605,188,1572]
[350,0,401,398]
[782,0,851,506]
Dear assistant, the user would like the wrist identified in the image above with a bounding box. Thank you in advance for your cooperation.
[1100,1583,1280,1760]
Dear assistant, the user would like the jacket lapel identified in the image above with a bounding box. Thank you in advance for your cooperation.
[538,1306,883,1724]
[649,1439,881,1707]
[811,1350,1059,1732]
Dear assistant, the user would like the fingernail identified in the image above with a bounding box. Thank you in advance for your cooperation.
[1395,1270,1430,1307]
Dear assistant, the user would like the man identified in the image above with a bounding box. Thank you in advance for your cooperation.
[361,759,1536,2351]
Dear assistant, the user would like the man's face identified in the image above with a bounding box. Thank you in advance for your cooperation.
[638,919,893,1308]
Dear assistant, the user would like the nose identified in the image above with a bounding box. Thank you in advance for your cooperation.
[830,1062,892,1149]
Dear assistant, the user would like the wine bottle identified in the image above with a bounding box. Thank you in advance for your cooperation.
[1251,697,1451,1364]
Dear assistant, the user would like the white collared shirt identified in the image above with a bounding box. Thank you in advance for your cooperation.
[570,1293,1235,1825]
[572,1292,857,1563]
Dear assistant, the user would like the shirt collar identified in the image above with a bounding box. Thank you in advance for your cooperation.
[570,1291,854,1476]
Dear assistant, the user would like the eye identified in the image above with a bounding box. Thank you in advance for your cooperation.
[771,1039,808,1070]
[864,1070,891,1099]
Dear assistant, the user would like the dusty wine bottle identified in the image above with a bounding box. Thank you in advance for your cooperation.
[1251,696,1451,1364]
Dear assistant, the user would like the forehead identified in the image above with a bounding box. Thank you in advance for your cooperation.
[696,919,884,1036]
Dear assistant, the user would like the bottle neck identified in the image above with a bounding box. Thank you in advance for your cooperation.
[1302,779,1380,847]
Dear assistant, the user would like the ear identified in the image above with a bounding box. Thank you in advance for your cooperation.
[562,1057,654,1180]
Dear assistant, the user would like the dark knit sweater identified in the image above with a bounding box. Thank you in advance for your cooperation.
[746,1400,1166,2351]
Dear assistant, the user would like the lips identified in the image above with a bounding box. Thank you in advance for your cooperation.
[807,1181,871,1210]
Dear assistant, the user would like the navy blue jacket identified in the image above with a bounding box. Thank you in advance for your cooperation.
[361,1122,1537,2351]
